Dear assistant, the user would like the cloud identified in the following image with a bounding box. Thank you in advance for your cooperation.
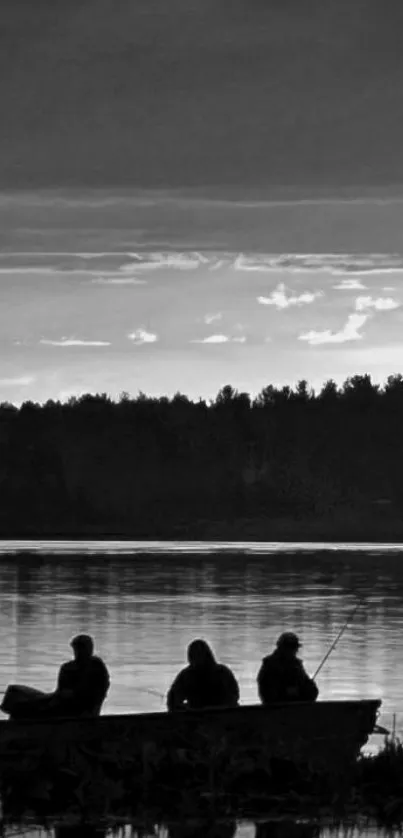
[40,338,111,347]
[296,291,398,349]
[191,334,247,344]
[4,0,403,198]
[209,259,229,272]
[354,295,400,312]
[123,253,207,272]
[3,250,403,279]
[90,277,147,285]
[192,334,229,344]
[0,375,35,386]
[257,283,322,310]
[0,250,209,277]
[204,313,222,325]
[235,255,277,273]
[127,329,158,345]
[333,278,368,291]
[0,267,65,275]
[235,253,403,276]
[299,313,369,346]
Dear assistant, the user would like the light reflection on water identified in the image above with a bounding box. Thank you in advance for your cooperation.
[0,542,401,743]
[8,821,401,838]
[1,540,403,556]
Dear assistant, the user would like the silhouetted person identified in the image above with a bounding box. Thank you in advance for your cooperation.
[167,639,239,711]
[54,633,110,716]
[1,634,110,719]
[257,632,318,705]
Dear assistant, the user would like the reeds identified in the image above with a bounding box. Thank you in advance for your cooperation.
[1,735,403,831]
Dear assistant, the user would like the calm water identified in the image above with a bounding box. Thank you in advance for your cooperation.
[0,541,402,735]
[1,540,403,838]
[14,820,403,838]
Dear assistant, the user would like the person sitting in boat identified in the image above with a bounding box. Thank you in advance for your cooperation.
[54,633,110,717]
[257,631,318,704]
[1,634,110,720]
[167,638,240,711]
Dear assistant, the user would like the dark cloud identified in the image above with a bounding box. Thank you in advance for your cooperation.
[2,0,403,190]
[3,191,403,254]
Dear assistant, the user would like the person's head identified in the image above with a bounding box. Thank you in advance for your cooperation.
[71,634,94,663]
[187,638,216,668]
[276,631,301,656]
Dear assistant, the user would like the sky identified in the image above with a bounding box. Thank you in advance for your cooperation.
[3,0,403,190]
[2,1,403,404]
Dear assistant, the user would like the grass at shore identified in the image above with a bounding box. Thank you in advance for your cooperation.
[2,735,403,832]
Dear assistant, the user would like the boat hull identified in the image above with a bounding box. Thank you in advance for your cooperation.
[0,699,380,776]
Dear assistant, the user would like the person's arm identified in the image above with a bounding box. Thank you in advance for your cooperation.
[75,660,110,706]
[296,661,319,701]
[301,671,319,701]
[167,670,188,712]
[257,659,277,704]
[104,663,111,695]
[56,663,72,693]
[95,660,110,700]
[221,666,240,706]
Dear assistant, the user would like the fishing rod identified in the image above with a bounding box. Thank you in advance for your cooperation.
[135,687,165,700]
[312,588,391,736]
[312,595,364,680]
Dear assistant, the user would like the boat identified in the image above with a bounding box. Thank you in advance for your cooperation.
[0,697,384,819]
[0,699,381,779]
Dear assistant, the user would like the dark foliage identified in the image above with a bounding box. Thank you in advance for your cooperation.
[1,736,403,832]
[1,374,402,537]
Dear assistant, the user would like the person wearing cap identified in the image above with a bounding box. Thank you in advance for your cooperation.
[257,632,318,705]
[167,638,240,712]
[54,634,110,717]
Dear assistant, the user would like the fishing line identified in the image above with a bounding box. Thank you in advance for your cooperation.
[312,593,365,680]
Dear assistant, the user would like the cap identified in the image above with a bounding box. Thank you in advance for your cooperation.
[276,631,301,650]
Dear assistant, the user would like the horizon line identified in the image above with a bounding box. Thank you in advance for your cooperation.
[2,372,402,409]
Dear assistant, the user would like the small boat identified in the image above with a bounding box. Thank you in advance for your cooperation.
[0,698,381,780]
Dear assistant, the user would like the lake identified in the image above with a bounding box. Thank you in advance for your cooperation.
[1,540,402,838]
[15,820,401,838]
[0,541,400,731]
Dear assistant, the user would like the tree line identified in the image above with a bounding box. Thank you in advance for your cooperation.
[0,374,402,538]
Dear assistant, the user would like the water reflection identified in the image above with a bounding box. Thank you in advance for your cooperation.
[0,548,401,739]
[55,829,106,838]
[15,821,402,838]
[166,821,237,838]
[254,823,320,838]
[1,540,403,555]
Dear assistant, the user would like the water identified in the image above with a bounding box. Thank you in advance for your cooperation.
[11,821,403,838]
[0,541,400,733]
[1,540,403,838]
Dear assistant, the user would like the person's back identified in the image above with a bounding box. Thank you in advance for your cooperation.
[1,634,110,721]
[257,632,318,705]
[167,639,239,711]
[57,634,110,716]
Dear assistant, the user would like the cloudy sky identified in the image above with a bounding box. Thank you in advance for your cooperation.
[2,1,403,403]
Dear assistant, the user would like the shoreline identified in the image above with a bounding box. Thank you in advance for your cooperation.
[2,736,403,831]
[1,515,403,544]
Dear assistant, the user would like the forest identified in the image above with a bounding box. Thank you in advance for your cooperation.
[1,373,402,540]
